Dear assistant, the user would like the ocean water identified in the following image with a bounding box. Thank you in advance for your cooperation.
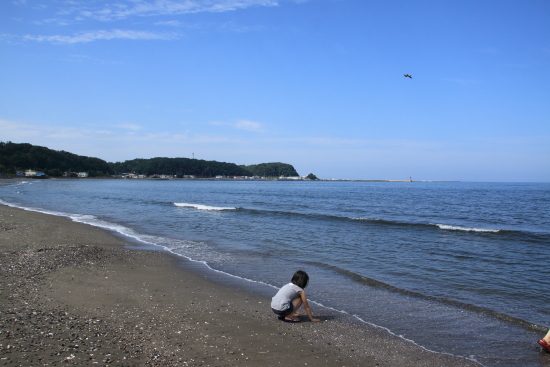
[1,179,549,367]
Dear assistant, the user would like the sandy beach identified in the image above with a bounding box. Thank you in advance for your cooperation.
[0,204,482,366]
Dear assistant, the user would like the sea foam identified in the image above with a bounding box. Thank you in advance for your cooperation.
[174,203,236,211]
[436,224,500,233]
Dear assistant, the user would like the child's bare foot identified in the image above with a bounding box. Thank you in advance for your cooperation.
[282,317,300,323]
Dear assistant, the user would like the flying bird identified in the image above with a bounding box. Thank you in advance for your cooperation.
[404,74,412,79]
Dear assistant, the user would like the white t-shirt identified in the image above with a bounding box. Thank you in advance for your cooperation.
[271,283,303,311]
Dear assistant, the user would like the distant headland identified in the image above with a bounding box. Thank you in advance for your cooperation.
[0,141,307,180]
[0,142,458,182]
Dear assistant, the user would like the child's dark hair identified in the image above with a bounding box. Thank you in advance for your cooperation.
[291,270,309,289]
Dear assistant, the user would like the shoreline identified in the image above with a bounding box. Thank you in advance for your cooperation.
[0,205,481,366]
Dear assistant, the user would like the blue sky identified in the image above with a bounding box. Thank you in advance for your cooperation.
[1,0,549,181]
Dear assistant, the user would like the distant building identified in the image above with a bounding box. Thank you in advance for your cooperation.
[77,172,89,178]
[24,170,47,178]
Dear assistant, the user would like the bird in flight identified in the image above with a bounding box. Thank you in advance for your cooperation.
[404,74,412,79]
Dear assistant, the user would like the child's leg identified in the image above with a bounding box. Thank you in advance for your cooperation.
[290,297,303,317]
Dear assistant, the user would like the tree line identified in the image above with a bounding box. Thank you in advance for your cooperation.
[0,142,301,178]
[0,142,113,177]
[109,158,299,178]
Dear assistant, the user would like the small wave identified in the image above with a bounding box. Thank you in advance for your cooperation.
[174,203,236,211]
[350,216,503,234]
[436,224,500,233]
[0,180,32,188]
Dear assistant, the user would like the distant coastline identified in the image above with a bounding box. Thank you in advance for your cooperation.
[0,176,459,183]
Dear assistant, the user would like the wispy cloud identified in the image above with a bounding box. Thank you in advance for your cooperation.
[116,123,144,131]
[0,118,44,139]
[154,19,263,34]
[235,120,264,132]
[0,33,17,43]
[22,29,176,44]
[58,54,122,64]
[155,20,183,27]
[4,0,282,44]
[0,118,187,145]
[210,120,265,132]
[32,17,76,26]
[65,0,279,22]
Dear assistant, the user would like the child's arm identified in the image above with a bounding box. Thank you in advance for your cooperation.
[298,291,320,322]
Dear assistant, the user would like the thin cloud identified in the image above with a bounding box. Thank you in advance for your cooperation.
[0,118,43,139]
[116,123,144,131]
[73,0,279,22]
[155,20,183,27]
[210,120,265,132]
[0,33,19,43]
[23,29,176,44]
[32,17,76,26]
[235,120,264,132]
[46,128,86,139]
[0,118,189,145]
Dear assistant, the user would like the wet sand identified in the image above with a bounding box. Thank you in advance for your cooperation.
[0,204,482,366]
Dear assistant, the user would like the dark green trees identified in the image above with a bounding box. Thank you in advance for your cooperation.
[0,141,302,179]
[243,163,299,177]
[0,142,113,175]
[109,158,251,177]
[110,159,300,178]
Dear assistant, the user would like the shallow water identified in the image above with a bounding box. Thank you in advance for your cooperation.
[1,179,549,366]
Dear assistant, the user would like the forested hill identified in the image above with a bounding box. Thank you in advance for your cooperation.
[242,163,299,178]
[0,142,300,178]
[109,158,299,178]
[110,157,248,177]
[0,141,113,176]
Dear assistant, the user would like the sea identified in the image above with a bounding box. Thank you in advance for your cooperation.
[1,179,549,367]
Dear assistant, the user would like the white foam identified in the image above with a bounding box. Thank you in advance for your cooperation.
[436,224,500,233]
[174,203,236,211]
[2,180,33,188]
[0,199,155,245]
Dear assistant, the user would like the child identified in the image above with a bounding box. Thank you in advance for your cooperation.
[271,270,320,323]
